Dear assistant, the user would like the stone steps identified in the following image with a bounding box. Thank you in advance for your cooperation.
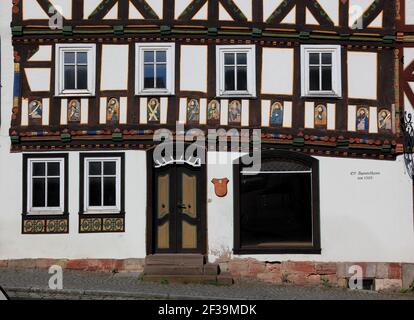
[142,254,233,285]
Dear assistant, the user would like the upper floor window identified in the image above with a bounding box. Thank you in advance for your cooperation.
[55,44,96,97]
[301,45,342,98]
[216,45,256,97]
[24,155,68,215]
[135,43,175,95]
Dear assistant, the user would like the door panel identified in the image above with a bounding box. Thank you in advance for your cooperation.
[153,164,205,253]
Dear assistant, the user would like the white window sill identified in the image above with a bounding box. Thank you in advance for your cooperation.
[83,209,121,215]
[27,211,65,216]
[217,93,256,99]
[135,91,174,96]
[55,93,95,98]
[301,93,342,99]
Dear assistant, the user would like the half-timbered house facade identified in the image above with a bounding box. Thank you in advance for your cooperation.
[1,0,414,288]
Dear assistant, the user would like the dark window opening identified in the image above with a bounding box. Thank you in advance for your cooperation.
[308,52,333,92]
[235,152,320,254]
[224,52,248,92]
[143,50,167,90]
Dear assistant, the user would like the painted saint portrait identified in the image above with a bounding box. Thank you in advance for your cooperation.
[378,109,392,130]
[228,100,241,123]
[107,98,120,124]
[147,98,160,122]
[270,102,283,126]
[207,100,220,122]
[314,104,327,127]
[187,99,200,122]
[28,100,42,124]
[68,99,80,122]
[356,107,369,131]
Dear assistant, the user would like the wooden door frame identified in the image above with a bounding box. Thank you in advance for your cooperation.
[146,145,207,255]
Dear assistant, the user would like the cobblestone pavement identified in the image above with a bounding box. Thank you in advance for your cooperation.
[0,268,413,300]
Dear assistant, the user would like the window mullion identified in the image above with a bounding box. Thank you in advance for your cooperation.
[234,54,238,91]
[153,51,157,89]
[44,163,48,208]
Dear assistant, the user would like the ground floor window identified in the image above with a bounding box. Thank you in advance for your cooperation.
[23,154,68,215]
[80,153,125,214]
[234,150,321,254]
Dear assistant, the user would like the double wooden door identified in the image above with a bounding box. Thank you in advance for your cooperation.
[152,164,206,253]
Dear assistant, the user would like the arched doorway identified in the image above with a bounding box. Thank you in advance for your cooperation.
[146,144,207,254]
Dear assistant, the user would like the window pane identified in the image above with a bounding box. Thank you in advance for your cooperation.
[322,66,332,91]
[309,66,320,91]
[64,52,75,64]
[237,53,247,65]
[103,177,116,206]
[47,162,60,176]
[77,65,88,90]
[224,66,235,91]
[89,161,101,175]
[309,53,320,65]
[156,64,167,88]
[237,66,247,91]
[144,64,155,89]
[32,178,46,207]
[144,51,154,63]
[33,162,45,176]
[64,65,76,90]
[47,178,60,207]
[322,53,332,65]
[224,53,235,65]
[104,162,116,175]
[156,51,166,63]
[77,52,87,64]
[88,177,102,206]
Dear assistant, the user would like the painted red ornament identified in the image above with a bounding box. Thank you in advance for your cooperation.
[212,178,229,198]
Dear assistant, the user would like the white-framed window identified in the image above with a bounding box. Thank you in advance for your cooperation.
[216,45,256,97]
[135,43,175,95]
[55,44,96,96]
[84,157,121,213]
[27,158,65,215]
[301,45,342,98]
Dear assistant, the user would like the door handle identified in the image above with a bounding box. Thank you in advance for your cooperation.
[177,203,187,209]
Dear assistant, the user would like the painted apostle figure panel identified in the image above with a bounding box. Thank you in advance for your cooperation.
[107,98,120,124]
[147,98,160,123]
[314,104,327,128]
[356,107,369,131]
[28,99,42,125]
[378,109,392,131]
[270,102,283,127]
[68,99,81,123]
[187,99,200,123]
[228,100,241,124]
[207,100,220,123]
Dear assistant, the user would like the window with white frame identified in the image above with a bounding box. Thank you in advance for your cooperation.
[55,44,96,96]
[301,45,342,98]
[135,43,175,95]
[28,158,65,214]
[84,157,121,213]
[216,45,256,97]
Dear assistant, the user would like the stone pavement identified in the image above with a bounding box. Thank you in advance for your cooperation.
[0,268,414,300]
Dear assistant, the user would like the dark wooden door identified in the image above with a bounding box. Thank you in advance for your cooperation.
[153,164,205,253]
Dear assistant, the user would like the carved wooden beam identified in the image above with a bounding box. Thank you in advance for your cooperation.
[266,0,295,24]
[219,0,247,22]
[306,0,334,27]
[362,0,385,28]
[178,0,208,21]
[130,0,159,19]
[88,0,118,20]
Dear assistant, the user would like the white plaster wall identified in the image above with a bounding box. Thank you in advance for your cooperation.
[207,152,414,263]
